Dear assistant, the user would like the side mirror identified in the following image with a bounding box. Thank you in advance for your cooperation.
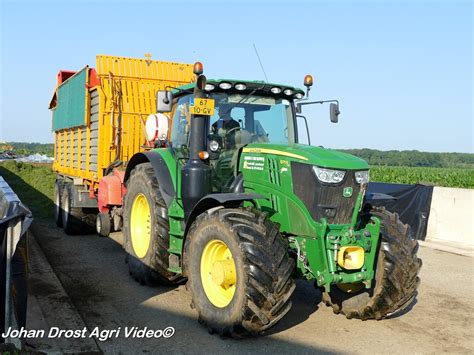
[156,91,173,113]
[330,103,340,123]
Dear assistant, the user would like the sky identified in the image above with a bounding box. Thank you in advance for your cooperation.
[0,0,472,153]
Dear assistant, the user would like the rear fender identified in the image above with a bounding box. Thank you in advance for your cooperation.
[124,151,175,208]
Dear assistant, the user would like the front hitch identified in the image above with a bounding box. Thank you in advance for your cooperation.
[316,216,381,292]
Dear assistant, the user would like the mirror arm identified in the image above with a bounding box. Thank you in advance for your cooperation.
[297,99,340,112]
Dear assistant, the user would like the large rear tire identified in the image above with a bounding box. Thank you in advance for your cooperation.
[322,206,422,320]
[184,207,295,337]
[61,184,95,235]
[123,163,174,285]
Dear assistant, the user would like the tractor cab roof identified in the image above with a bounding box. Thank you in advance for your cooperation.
[172,79,305,101]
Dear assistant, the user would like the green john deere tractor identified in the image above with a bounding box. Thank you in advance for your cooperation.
[122,62,421,337]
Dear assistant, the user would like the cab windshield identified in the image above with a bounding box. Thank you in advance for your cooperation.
[209,93,296,147]
[170,93,296,154]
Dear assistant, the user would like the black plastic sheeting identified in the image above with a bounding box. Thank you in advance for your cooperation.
[366,182,434,240]
[0,177,32,343]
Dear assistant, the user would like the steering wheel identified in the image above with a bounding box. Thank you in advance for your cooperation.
[224,126,241,137]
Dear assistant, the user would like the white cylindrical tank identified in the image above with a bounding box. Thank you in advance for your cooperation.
[145,113,169,143]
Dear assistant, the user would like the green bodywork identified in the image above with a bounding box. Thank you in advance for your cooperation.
[139,78,382,292]
[151,141,381,291]
[236,144,380,290]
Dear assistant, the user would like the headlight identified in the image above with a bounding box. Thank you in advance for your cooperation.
[313,166,345,183]
[295,93,304,99]
[234,83,246,91]
[355,170,369,184]
[219,82,232,90]
[283,88,294,96]
[209,140,220,152]
[204,84,215,91]
[271,87,282,94]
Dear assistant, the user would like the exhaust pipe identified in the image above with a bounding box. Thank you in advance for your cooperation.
[181,65,212,219]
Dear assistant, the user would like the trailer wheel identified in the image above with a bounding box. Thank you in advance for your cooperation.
[123,163,174,285]
[322,206,422,320]
[96,212,112,237]
[61,184,95,235]
[184,208,295,337]
[54,181,63,228]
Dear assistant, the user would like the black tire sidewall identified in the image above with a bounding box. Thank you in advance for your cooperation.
[97,212,111,237]
[61,185,71,229]
[186,216,247,327]
[54,181,63,227]
[123,171,158,269]
[324,207,418,317]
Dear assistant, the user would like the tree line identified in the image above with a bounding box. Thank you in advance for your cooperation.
[2,143,473,168]
[2,142,54,156]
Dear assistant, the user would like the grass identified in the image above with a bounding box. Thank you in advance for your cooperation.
[0,161,55,218]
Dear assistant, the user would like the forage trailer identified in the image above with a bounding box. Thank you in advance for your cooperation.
[50,55,195,235]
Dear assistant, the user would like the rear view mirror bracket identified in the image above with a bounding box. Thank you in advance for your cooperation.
[296,99,340,124]
[156,91,174,112]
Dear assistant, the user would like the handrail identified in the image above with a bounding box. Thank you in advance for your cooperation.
[0,176,32,348]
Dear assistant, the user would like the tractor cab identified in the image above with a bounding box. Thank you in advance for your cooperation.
[166,80,304,191]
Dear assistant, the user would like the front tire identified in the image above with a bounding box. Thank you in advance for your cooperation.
[322,206,422,320]
[184,208,295,337]
[123,163,174,285]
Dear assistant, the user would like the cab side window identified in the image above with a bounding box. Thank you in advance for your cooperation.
[170,95,192,157]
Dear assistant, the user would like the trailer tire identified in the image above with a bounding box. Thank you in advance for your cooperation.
[61,184,95,235]
[123,163,175,286]
[54,181,64,228]
[184,208,295,337]
[96,212,112,237]
[322,206,422,320]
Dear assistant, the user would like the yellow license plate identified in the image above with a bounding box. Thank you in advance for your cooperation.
[190,98,215,116]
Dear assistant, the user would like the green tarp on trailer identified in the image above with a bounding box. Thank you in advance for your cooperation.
[52,67,87,131]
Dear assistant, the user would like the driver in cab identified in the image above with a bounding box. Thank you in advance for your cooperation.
[211,106,240,148]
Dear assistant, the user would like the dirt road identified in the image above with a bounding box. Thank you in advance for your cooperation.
[31,219,474,354]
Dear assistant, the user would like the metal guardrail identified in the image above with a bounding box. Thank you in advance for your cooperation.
[0,176,32,348]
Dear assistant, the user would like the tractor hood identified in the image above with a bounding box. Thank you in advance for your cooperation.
[243,143,369,170]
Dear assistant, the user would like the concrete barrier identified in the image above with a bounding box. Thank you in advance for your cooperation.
[426,186,474,249]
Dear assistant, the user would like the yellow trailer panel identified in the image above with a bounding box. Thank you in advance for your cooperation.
[51,55,195,189]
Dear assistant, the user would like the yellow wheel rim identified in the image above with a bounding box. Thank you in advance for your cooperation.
[200,240,237,308]
[130,193,151,259]
[336,282,365,294]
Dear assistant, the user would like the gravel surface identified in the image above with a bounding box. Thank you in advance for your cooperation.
[31,219,474,354]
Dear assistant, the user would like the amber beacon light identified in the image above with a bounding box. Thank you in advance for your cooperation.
[193,61,204,75]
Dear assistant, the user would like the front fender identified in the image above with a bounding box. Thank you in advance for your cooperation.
[185,193,264,233]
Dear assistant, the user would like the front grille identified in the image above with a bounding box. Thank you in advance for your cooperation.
[291,162,362,224]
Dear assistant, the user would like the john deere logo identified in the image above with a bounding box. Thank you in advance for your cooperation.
[343,187,353,198]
